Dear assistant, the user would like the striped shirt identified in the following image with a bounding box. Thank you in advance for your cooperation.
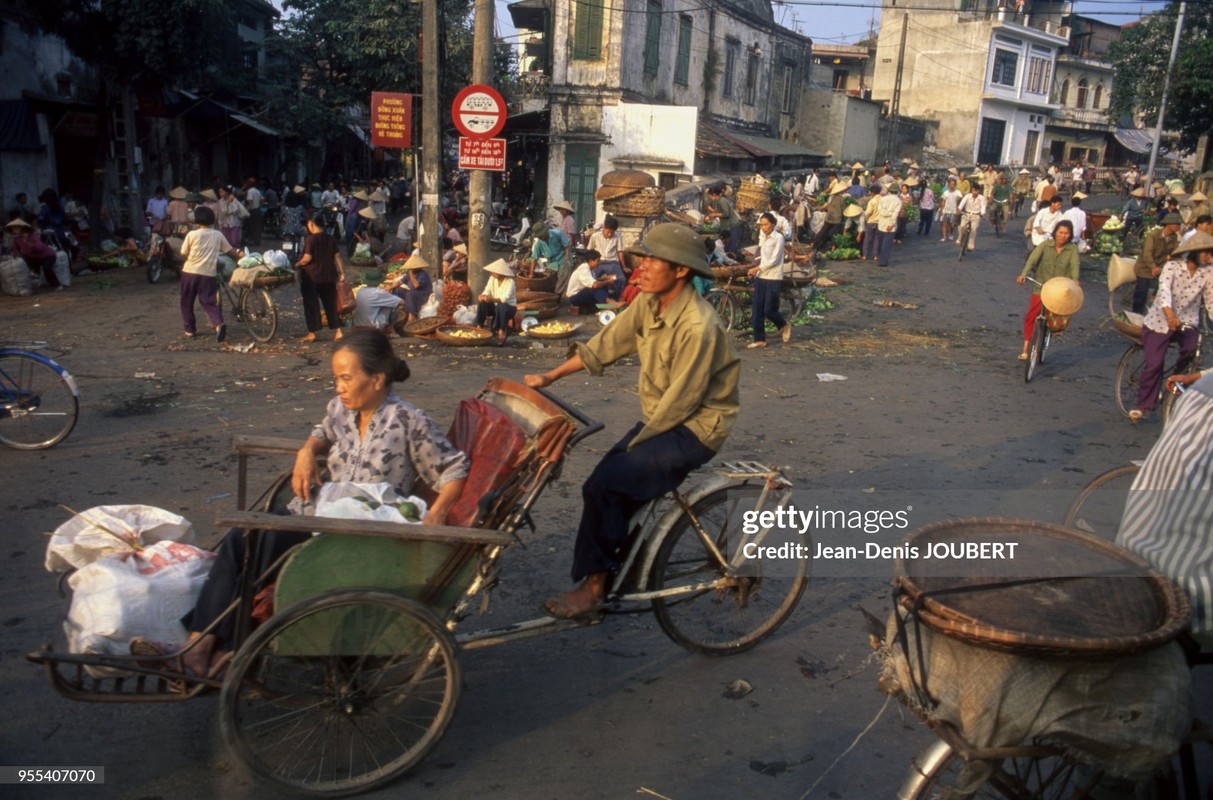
[1118,373,1213,635]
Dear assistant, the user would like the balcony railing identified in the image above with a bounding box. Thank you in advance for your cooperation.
[1053,107,1113,127]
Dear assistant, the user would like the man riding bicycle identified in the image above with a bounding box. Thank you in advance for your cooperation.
[524,223,740,619]
[956,185,986,253]
[990,174,1012,234]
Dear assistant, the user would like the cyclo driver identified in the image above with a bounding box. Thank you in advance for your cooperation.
[524,223,740,619]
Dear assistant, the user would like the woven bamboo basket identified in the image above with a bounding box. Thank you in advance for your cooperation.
[603,187,666,217]
[253,273,295,289]
[894,517,1191,658]
[526,321,582,340]
[435,325,492,347]
[516,272,557,293]
[517,290,559,306]
[735,177,772,213]
[395,317,447,338]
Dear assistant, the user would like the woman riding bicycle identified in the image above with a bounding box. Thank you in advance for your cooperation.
[1128,231,1213,421]
[1017,219,1078,361]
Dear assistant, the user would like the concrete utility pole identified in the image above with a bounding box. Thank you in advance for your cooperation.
[886,13,908,163]
[467,0,495,294]
[1145,1,1185,189]
[421,0,442,271]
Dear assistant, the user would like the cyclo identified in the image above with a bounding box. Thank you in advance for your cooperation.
[877,515,1210,799]
[28,378,807,796]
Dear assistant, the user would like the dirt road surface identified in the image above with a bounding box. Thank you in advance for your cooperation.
[2,213,1207,799]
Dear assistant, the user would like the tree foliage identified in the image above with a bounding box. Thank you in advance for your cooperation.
[269,0,478,142]
[1108,1,1213,153]
[25,0,231,87]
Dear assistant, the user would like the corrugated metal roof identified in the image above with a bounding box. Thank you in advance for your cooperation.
[699,124,825,158]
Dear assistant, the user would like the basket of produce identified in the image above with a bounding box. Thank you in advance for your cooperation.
[516,271,557,293]
[525,321,582,340]
[895,518,1191,658]
[603,186,666,217]
[435,325,493,347]
[253,269,296,289]
[396,317,448,338]
[783,265,817,287]
[1112,312,1144,341]
[595,169,656,202]
[735,175,772,213]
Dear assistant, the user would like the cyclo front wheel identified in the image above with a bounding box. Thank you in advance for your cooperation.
[650,486,808,655]
[238,288,278,342]
[897,738,1170,800]
[220,589,461,797]
[0,352,79,450]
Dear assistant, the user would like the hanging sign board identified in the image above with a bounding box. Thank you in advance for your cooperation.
[451,84,507,141]
[370,92,413,148]
[458,137,507,171]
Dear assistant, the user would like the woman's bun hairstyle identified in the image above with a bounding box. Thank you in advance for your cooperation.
[338,329,410,384]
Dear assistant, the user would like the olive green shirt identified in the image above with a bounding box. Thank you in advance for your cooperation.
[573,283,740,452]
[707,196,740,228]
[1020,241,1079,294]
[1136,228,1178,279]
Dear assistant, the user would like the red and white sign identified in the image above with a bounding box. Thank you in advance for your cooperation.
[370,92,412,148]
[457,137,506,172]
[451,84,506,140]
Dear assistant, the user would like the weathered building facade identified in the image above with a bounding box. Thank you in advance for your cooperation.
[870,0,1072,166]
[506,0,818,225]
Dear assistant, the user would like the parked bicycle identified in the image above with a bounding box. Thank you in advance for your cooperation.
[705,267,814,332]
[0,341,79,450]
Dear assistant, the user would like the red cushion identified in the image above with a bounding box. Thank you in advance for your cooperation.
[444,397,529,528]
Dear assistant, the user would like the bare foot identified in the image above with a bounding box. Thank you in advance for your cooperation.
[181,632,216,677]
[334,329,343,341]
[542,574,607,619]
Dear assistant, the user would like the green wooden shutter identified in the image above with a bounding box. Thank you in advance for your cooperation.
[675,16,692,85]
[574,0,604,60]
[564,144,600,229]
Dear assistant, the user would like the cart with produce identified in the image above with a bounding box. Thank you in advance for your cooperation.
[28,379,806,796]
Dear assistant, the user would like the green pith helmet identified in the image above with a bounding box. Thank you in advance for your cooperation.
[623,222,711,278]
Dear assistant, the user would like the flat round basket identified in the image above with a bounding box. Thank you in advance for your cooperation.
[396,317,447,338]
[253,273,295,289]
[603,187,665,217]
[517,290,559,306]
[894,518,1191,658]
[518,304,559,321]
[435,325,492,347]
[526,321,582,340]
[516,272,557,293]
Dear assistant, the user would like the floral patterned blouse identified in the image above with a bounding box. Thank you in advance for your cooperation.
[310,394,469,496]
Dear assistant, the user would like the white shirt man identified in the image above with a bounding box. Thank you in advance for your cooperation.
[320,186,342,207]
[1031,199,1066,247]
[1062,204,1088,242]
[396,215,416,249]
[805,172,820,197]
[244,184,262,211]
[940,186,963,217]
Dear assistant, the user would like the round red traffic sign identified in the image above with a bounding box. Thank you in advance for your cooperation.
[451,84,507,140]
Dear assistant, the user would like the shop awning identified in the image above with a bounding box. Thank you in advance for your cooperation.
[1114,127,1154,154]
[0,98,45,152]
[231,113,280,137]
[508,0,548,31]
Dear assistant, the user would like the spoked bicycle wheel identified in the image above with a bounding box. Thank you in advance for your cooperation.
[705,289,741,332]
[238,288,278,343]
[146,252,164,284]
[957,229,969,261]
[781,285,806,322]
[220,590,461,797]
[1024,317,1047,383]
[1114,345,1145,417]
[1061,462,1140,539]
[650,486,808,655]
[0,352,79,450]
[900,739,1132,800]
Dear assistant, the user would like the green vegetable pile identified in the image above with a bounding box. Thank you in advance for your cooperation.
[821,247,861,261]
[1094,231,1123,255]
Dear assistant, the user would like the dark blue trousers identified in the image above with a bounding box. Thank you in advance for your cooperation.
[568,286,607,311]
[572,423,715,581]
[751,278,786,342]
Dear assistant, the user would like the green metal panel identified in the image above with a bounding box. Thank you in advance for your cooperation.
[272,535,476,656]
